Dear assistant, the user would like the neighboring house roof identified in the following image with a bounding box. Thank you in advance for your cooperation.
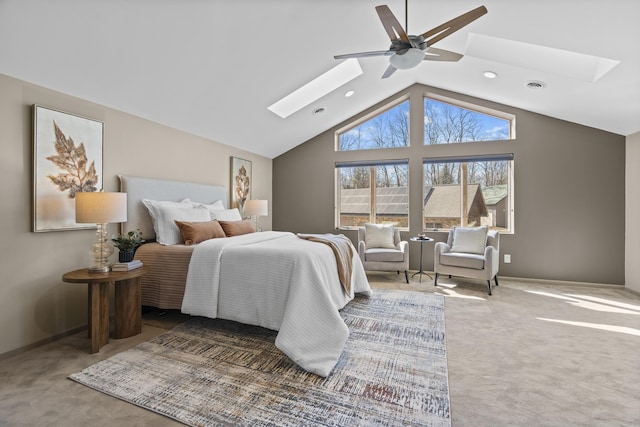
[341,187,408,215]
[482,185,508,206]
[424,184,488,218]
[341,184,489,218]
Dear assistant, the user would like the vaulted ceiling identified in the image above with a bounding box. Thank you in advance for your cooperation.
[1,0,638,158]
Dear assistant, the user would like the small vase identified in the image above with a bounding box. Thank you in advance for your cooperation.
[118,249,135,263]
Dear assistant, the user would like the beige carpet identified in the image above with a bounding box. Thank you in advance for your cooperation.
[1,275,639,426]
[70,290,450,426]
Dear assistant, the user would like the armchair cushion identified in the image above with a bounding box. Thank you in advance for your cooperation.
[440,252,485,270]
[365,247,405,263]
[364,223,396,249]
[450,226,488,255]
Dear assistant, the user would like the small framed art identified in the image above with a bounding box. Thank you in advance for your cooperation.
[33,105,104,232]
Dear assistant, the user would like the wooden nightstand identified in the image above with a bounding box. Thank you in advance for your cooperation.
[62,266,148,353]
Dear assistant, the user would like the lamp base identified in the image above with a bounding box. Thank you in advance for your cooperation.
[88,265,111,273]
[88,223,114,274]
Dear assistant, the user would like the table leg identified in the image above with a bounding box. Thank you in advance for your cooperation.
[114,277,142,339]
[89,282,109,353]
[419,242,424,282]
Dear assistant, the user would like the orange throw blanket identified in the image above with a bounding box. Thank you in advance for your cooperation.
[297,233,354,295]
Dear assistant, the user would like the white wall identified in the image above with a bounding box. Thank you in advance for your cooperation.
[0,73,272,355]
[626,131,640,293]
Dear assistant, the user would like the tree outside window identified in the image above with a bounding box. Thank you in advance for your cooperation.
[424,97,511,144]
[338,100,409,151]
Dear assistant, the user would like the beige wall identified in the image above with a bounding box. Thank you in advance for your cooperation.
[0,73,272,355]
[273,83,626,285]
[626,131,640,293]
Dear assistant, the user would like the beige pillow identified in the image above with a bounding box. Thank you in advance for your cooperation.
[218,220,256,237]
[450,226,488,254]
[365,223,396,249]
[174,220,226,245]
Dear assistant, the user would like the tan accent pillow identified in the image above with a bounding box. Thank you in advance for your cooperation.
[218,220,256,237]
[174,220,226,245]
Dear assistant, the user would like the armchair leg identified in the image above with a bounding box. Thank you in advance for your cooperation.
[487,280,492,296]
[494,275,500,287]
[434,273,439,286]
[404,270,409,284]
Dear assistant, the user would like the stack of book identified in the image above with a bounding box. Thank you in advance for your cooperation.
[112,260,143,272]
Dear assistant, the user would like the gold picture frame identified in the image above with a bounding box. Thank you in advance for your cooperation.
[33,105,104,232]
[230,156,252,217]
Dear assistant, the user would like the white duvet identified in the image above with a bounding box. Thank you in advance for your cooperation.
[181,231,372,377]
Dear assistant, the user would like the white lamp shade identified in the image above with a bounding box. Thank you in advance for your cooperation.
[245,199,268,217]
[75,191,127,224]
[389,48,425,70]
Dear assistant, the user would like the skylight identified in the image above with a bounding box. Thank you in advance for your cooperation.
[267,59,363,119]
[465,33,620,82]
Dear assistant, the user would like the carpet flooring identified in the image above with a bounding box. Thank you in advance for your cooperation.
[69,290,450,426]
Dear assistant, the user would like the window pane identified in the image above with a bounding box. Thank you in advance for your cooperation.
[375,164,408,228]
[337,163,409,229]
[423,159,512,231]
[424,98,511,145]
[338,100,409,151]
[338,166,370,228]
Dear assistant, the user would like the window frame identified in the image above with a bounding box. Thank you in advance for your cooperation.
[335,96,411,152]
[424,93,516,144]
[335,159,409,230]
[422,154,514,233]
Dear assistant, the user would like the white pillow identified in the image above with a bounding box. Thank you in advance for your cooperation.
[141,199,191,227]
[210,208,242,221]
[450,226,488,255]
[188,199,225,213]
[142,199,210,245]
[365,223,396,249]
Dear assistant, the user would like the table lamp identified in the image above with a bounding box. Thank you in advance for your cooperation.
[245,199,268,231]
[75,191,127,273]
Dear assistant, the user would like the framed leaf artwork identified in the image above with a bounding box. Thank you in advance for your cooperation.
[33,105,104,232]
[230,156,251,217]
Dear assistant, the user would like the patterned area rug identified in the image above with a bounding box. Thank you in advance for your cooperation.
[70,290,450,426]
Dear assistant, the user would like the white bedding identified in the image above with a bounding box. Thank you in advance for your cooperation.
[181,231,372,377]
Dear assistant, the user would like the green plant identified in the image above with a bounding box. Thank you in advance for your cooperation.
[111,229,144,251]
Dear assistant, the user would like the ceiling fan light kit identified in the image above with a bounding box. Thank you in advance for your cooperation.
[389,48,425,69]
[334,2,487,79]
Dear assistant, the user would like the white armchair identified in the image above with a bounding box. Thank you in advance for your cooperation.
[434,227,500,295]
[358,225,409,283]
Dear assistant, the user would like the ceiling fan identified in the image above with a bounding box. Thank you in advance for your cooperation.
[334,2,487,79]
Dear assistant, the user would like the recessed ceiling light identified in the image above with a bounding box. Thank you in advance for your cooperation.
[526,80,547,90]
[312,107,326,115]
[267,59,363,119]
[344,90,355,97]
[483,71,498,79]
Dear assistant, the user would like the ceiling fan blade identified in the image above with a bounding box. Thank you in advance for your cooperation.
[421,6,487,47]
[334,50,394,60]
[382,64,397,79]
[375,5,411,44]
[423,47,463,62]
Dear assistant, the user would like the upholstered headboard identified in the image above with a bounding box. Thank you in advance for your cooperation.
[119,175,227,240]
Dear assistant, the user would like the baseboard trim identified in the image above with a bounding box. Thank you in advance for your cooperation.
[501,275,625,289]
[0,324,86,361]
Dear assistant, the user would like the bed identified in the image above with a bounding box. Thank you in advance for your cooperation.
[119,175,372,376]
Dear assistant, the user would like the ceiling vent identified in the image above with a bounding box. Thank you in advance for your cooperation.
[526,80,547,90]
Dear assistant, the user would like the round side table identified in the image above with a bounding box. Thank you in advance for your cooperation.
[62,266,148,353]
[409,237,434,282]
